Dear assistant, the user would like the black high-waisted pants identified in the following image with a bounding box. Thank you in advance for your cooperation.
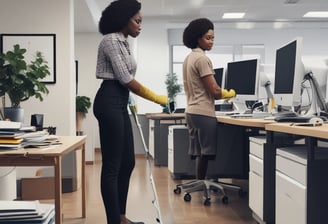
[93,80,135,224]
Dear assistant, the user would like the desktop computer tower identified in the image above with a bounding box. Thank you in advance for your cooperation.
[168,125,195,179]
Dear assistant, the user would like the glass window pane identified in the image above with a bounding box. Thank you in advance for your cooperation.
[173,63,183,86]
[173,45,190,62]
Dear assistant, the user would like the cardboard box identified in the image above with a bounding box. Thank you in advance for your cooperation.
[21,177,54,200]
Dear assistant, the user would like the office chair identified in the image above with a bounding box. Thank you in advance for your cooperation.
[173,121,247,206]
[173,176,246,206]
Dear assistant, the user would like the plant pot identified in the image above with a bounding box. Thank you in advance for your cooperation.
[4,107,24,123]
[76,112,85,135]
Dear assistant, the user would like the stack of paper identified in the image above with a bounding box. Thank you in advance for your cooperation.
[0,200,54,223]
[0,121,24,149]
[0,121,60,149]
[21,131,60,148]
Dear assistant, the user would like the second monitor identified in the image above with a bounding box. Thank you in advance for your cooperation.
[225,58,260,113]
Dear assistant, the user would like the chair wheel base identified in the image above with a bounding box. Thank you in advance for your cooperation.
[173,187,181,194]
[184,193,191,202]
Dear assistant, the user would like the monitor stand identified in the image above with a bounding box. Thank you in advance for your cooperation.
[232,101,249,114]
[303,72,328,117]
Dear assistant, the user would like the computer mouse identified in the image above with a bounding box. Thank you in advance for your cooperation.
[309,117,323,126]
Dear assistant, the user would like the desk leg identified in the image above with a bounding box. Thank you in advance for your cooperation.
[54,156,62,224]
[81,143,86,217]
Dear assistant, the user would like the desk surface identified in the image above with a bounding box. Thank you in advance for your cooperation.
[146,113,185,120]
[0,136,86,157]
[217,116,275,128]
[265,123,328,139]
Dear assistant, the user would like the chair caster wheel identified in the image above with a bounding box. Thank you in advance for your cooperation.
[174,187,181,194]
[204,198,211,206]
[184,193,191,202]
[222,195,229,204]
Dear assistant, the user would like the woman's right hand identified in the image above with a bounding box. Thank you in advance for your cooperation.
[221,89,236,99]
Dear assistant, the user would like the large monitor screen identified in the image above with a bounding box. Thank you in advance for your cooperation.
[225,59,259,95]
[225,59,260,112]
[274,37,305,109]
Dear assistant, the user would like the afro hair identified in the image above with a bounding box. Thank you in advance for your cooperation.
[183,18,214,49]
[98,0,141,35]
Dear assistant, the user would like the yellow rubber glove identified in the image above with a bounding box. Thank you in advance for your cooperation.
[221,89,236,99]
[138,85,168,105]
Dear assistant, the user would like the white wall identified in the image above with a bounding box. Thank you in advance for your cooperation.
[1,0,76,135]
[74,33,102,162]
[0,0,76,176]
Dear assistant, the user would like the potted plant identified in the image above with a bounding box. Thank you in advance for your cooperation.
[76,95,91,135]
[0,44,50,122]
[165,72,182,112]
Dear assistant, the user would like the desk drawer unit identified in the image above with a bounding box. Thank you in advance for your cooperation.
[276,170,306,224]
[249,154,263,219]
[168,125,195,179]
[276,147,308,224]
[276,146,328,224]
[249,136,266,222]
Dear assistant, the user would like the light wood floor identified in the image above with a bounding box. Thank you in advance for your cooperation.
[54,152,257,224]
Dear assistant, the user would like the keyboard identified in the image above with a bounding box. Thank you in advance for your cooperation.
[274,116,311,123]
[229,112,273,119]
[215,111,237,116]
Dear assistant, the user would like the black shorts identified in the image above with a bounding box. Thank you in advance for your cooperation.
[185,113,217,160]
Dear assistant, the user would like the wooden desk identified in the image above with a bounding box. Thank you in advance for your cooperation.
[266,122,328,139]
[0,136,87,224]
[145,112,185,120]
[217,116,274,128]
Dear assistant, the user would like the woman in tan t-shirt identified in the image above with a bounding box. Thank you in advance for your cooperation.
[182,18,236,180]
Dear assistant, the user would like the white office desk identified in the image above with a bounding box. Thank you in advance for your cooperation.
[217,116,274,128]
[265,123,328,224]
[0,136,87,224]
[146,113,185,166]
[217,116,276,224]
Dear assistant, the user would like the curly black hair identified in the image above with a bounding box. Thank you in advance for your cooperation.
[98,0,141,35]
[183,18,214,49]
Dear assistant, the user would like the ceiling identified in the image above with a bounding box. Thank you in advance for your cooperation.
[74,0,328,33]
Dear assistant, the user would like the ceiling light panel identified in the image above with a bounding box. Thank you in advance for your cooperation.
[303,11,328,18]
[222,12,245,19]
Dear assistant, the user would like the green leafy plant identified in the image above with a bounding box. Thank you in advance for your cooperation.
[165,73,182,102]
[0,44,50,108]
[76,95,91,118]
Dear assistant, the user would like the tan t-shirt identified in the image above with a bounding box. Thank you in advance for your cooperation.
[183,48,215,117]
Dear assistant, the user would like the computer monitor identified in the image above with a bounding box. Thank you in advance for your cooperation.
[225,58,260,113]
[214,68,224,87]
[273,37,306,111]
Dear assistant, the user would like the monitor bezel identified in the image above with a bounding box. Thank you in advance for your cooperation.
[273,37,305,108]
[225,58,260,102]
